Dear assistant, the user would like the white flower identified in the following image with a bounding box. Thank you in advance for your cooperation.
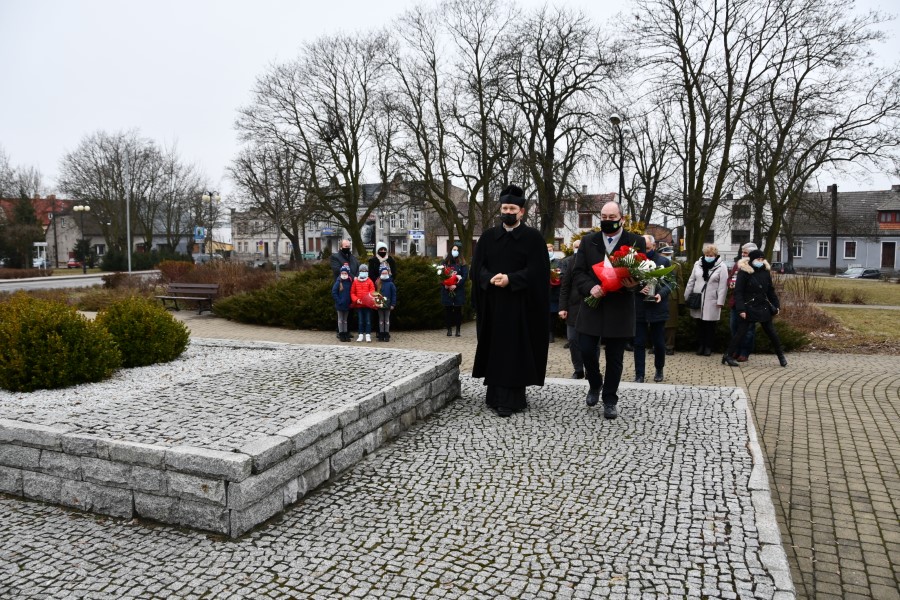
[638,260,655,272]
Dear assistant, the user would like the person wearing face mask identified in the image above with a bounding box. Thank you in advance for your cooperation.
[368,241,397,285]
[633,234,672,383]
[471,184,550,418]
[331,265,354,342]
[558,239,590,379]
[350,264,376,342]
[723,250,787,367]
[727,242,759,362]
[375,265,398,342]
[684,243,729,356]
[548,243,562,343]
[330,239,361,279]
[571,201,647,419]
[441,244,468,337]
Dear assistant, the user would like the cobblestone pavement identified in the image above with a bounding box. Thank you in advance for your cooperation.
[2,376,781,598]
[1,313,896,598]
[175,315,899,599]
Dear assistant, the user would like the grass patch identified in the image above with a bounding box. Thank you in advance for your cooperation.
[779,274,900,306]
[800,306,900,354]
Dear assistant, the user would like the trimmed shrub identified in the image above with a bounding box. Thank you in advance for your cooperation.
[214,257,448,331]
[95,296,190,368]
[0,293,121,392]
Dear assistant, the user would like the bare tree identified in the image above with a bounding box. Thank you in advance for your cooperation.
[229,142,310,276]
[237,32,399,257]
[0,147,14,197]
[500,5,617,240]
[157,146,204,253]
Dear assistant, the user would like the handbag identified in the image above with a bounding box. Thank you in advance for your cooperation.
[686,283,706,310]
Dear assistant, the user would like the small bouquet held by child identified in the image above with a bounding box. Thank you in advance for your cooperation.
[549,266,562,287]
[584,245,675,308]
[361,291,386,310]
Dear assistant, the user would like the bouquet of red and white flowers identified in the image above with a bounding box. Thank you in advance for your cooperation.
[361,291,386,310]
[549,266,562,286]
[584,245,675,308]
[440,265,461,298]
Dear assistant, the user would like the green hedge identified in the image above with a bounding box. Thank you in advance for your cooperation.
[214,257,456,331]
[96,297,190,367]
[674,305,807,353]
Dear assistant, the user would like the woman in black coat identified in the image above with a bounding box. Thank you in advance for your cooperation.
[440,243,468,336]
[722,250,787,367]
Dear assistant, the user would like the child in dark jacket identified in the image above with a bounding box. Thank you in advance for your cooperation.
[331,265,353,342]
[375,265,398,341]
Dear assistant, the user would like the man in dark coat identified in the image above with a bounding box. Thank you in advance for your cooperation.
[330,239,360,278]
[572,201,647,419]
[471,184,550,417]
[558,239,587,379]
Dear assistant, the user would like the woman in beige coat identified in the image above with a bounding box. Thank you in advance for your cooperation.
[684,243,729,356]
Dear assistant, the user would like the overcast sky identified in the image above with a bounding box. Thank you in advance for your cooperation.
[1,0,897,204]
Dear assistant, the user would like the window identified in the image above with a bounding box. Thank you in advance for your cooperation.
[390,213,397,229]
[412,211,421,229]
[400,239,408,254]
[817,240,829,259]
[734,205,751,219]
[578,213,593,228]
[285,242,291,254]
[792,240,803,258]
[844,241,856,259]
[731,230,750,245]
[399,212,406,229]
[704,230,715,244]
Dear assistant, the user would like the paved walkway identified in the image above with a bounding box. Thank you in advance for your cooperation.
[0,313,896,598]
[175,315,899,599]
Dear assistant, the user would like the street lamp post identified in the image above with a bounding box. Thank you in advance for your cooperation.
[73,204,90,274]
[201,191,220,261]
[609,114,631,205]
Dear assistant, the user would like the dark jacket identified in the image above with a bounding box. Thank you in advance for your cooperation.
[734,258,780,323]
[471,223,550,387]
[572,230,647,338]
[549,257,562,312]
[440,260,468,307]
[368,255,397,282]
[557,252,582,324]
[376,278,398,309]
[331,277,353,311]
[634,252,672,323]
[330,250,360,278]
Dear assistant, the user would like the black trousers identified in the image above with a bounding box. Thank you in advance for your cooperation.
[578,333,626,406]
[696,319,717,351]
[726,318,783,357]
[444,306,462,328]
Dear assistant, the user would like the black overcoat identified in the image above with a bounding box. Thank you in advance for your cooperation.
[471,223,550,387]
[634,253,672,324]
[558,253,583,324]
[733,260,780,323]
[572,231,647,338]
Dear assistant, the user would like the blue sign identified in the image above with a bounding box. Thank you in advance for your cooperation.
[193,226,206,242]
[321,228,334,236]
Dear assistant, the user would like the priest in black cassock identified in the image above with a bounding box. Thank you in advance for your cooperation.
[471,185,550,417]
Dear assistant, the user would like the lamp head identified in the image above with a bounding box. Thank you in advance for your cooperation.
[610,114,621,126]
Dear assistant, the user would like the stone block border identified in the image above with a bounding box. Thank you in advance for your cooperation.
[0,353,460,537]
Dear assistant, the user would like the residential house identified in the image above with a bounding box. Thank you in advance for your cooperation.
[787,185,899,274]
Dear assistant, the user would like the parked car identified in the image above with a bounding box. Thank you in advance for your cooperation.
[33,257,47,268]
[837,267,882,279]
[193,254,223,265]
[770,261,795,274]
[66,258,83,269]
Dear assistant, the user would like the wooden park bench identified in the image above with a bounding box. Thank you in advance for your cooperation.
[155,283,219,315]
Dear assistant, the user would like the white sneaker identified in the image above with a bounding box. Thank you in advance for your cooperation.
[365,334,371,342]
[356,334,364,342]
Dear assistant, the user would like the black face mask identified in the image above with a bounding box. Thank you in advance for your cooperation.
[500,213,518,226]
[378,251,387,257]
[341,248,351,256]
[600,220,621,235]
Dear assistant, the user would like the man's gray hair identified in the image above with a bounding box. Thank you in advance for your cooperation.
[741,242,758,253]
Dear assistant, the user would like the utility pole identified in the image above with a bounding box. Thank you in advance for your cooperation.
[829,184,838,276]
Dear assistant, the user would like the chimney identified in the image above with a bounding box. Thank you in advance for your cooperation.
[581,185,587,195]
[891,184,900,192]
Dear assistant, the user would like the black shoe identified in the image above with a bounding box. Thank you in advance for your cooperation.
[624,342,634,352]
[455,327,460,337]
[696,347,705,355]
[778,354,788,367]
[571,371,584,380]
[702,348,712,357]
[496,406,514,418]
[603,404,618,419]
[653,369,664,383]
[447,328,452,337]
[585,390,600,407]
[634,376,644,383]
[386,333,391,342]
[665,349,674,356]
[722,355,739,367]
[563,342,570,349]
